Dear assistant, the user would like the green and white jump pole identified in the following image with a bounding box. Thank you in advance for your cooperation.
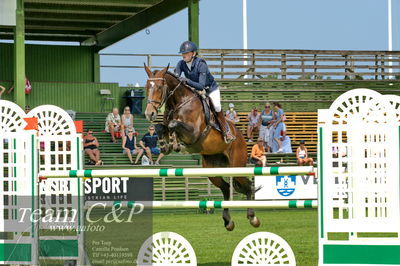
[86,200,318,209]
[39,166,314,179]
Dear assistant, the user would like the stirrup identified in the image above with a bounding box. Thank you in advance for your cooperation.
[223,132,236,144]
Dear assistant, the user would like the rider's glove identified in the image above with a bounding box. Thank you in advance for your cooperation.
[178,77,188,83]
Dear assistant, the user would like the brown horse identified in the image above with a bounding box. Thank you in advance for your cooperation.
[144,64,260,231]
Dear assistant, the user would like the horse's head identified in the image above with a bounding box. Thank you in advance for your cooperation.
[144,64,169,121]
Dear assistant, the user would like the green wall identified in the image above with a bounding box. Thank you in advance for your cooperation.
[0,43,96,82]
[0,81,141,113]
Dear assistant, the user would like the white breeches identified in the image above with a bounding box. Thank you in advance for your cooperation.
[209,88,222,112]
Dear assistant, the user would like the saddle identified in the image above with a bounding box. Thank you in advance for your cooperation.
[193,89,221,132]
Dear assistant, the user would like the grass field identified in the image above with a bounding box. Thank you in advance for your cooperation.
[41,208,318,265]
[152,209,318,266]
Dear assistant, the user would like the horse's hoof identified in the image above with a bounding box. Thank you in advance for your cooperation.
[225,220,235,231]
[249,216,260,228]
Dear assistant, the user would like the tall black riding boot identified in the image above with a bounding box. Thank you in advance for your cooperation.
[216,111,236,143]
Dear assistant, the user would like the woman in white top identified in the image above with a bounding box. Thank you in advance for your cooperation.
[121,106,134,137]
[296,140,314,166]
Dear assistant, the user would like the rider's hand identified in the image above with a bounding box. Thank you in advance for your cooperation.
[199,89,206,96]
[178,77,188,83]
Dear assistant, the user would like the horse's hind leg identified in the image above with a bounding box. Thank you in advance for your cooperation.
[208,176,235,231]
[203,154,235,231]
[233,177,261,228]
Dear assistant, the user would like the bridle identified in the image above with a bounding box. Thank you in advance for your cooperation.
[147,74,211,148]
[147,77,182,112]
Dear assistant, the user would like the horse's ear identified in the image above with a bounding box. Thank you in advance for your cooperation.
[144,63,152,78]
[159,64,169,76]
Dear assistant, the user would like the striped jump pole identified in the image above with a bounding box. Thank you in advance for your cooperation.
[39,166,314,179]
[85,200,318,209]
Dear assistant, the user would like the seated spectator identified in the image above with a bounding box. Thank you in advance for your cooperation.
[296,140,313,166]
[225,103,240,124]
[105,107,121,143]
[121,106,134,137]
[259,103,275,152]
[139,125,165,165]
[273,102,285,152]
[122,128,144,165]
[0,85,5,99]
[250,138,267,166]
[83,129,102,166]
[247,107,261,142]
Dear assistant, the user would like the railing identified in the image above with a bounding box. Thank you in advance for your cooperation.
[100,49,400,83]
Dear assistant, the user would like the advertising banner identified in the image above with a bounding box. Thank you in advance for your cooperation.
[255,175,317,200]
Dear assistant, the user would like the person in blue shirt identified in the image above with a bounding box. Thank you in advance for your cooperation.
[139,125,165,165]
[273,102,285,153]
[175,41,235,143]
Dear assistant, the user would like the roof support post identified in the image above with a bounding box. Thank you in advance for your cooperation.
[14,0,25,108]
[188,0,199,47]
[93,51,100,82]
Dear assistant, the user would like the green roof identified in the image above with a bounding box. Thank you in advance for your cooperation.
[0,0,188,47]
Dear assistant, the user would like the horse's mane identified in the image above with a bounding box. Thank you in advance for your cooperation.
[166,71,179,79]
[152,70,189,89]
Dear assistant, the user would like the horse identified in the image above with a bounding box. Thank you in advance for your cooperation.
[143,64,260,231]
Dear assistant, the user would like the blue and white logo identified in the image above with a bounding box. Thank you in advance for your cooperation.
[276,176,296,197]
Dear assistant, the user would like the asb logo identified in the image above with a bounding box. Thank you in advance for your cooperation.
[276,175,296,197]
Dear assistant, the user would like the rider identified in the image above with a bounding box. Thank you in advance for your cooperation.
[175,41,235,143]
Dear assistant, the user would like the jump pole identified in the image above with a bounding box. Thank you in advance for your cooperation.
[39,166,314,179]
[85,200,318,209]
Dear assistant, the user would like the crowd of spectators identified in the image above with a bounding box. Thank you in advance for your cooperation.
[95,103,313,167]
[228,101,313,167]
[94,107,165,166]
[244,102,292,153]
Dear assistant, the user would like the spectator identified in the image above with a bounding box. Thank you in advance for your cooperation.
[140,125,165,165]
[121,106,134,137]
[296,140,313,166]
[273,102,285,153]
[83,129,102,166]
[259,103,275,152]
[105,107,121,143]
[250,138,267,166]
[270,122,292,153]
[0,85,5,99]
[225,103,240,124]
[280,123,292,153]
[122,128,144,165]
[247,107,261,142]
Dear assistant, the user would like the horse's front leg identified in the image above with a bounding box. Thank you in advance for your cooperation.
[168,120,197,145]
[154,124,172,155]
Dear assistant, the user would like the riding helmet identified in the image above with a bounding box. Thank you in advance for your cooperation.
[179,41,198,53]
